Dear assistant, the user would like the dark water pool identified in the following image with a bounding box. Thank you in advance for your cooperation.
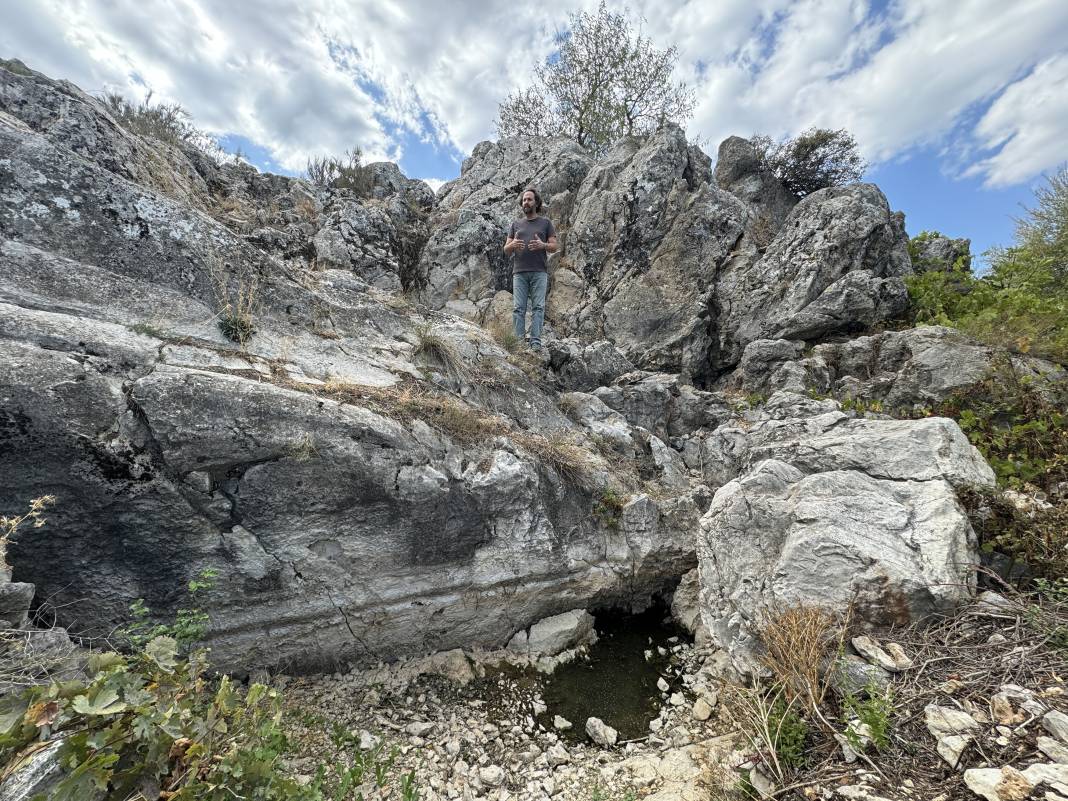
[537,605,686,742]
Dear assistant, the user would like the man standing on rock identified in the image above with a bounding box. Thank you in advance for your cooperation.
[504,187,557,351]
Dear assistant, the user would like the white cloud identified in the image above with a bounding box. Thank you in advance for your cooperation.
[2,0,1066,187]
[965,54,1068,187]
[419,178,448,193]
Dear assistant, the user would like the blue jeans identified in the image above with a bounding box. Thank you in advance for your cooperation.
[512,271,547,348]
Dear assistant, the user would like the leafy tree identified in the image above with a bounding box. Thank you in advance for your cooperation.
[494,2,695,155]
[1013,163,1068,278]
[751,128,868,197]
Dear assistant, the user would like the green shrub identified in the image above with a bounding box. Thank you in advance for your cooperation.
[751,128,867,197]
[593,489,626,530]
[121,567,219,652]
[919,359,1068,491]
[843,682,893,752]
[768,695,808,770]
[905,166,1068,364]
[0,640,315,801]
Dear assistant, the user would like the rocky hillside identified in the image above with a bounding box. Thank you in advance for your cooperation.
[0,58,1060,682]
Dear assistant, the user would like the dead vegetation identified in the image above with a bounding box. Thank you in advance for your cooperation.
[312,379,600,485]
[413,324,469,383]
[717,589,1068,800]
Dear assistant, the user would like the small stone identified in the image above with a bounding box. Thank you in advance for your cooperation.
[657,677,670,693]
[884,642,913,670]
[1039,736,1068,764]
[547,743,570,766]
[925,704,980,738]
[935,734,972,769]
[1045,710,1068,744]
[976,591,1015,616]
[939,679,965,695]
[669,692,685,707]
[1022,762,1068,787]
[991,694,1023,725]
[479,766,506,787]
[852,635,903,673]
[963,766,1033,801]
[358,730,380,751]
[692,697,713,721]
[553,715,572,731]
[649,718,663,732]
[987,633,1008,645]
[406,721,436,736]
[750,767,775,797]
[585,717,618,747]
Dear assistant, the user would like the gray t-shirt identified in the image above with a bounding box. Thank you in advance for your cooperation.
[508,216,556,273]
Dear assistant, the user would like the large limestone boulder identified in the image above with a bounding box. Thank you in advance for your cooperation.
[695,392,996,671]
[564,126,748,382]
[710,184,911,370]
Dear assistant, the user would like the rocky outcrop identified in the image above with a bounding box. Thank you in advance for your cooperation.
[0,61,1033,681]
[429,127,911,383]
[910,231,972,273]
[732,326,1066,407]
[695,392,996,672]
[0,63,705,673]
[709,184,911,370]
[712,135,798,233]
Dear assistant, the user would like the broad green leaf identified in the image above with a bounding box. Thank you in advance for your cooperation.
[87,651,126,675]
[0,694,29,735]
[72,686,127,716]
[145,635,179,671]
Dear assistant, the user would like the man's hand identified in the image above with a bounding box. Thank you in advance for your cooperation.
[505,237,526,254]
[528,235,545,251]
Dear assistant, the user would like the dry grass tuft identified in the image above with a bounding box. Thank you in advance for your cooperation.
[207,256,258,345]
[313,380,596,483]
[413,324,469,382]
[759,603,849,716]
[287,434,320,462]
[486,320,522,355]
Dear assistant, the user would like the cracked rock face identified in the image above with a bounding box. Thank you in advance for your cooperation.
[732,326,1065,406]
[0,64,703,673]
[695,392,996,673]
[0,62,1016,681]
[424,128,911,384]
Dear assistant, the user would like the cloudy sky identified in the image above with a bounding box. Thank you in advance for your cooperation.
[4,0,1067,258]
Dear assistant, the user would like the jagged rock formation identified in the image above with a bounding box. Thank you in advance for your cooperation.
[0,62,704,672]
[0,59,1022,674]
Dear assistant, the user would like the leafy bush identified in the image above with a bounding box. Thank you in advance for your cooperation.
[918,359,1068,491]
[306,147,374,196]
[751,128,867,197]
[121,568,218,652]
[906,167,1068,364]
[0,640,317,801]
